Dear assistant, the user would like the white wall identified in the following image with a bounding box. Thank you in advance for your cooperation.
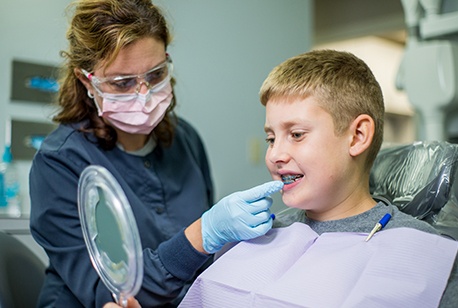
[0,0,70,136]
[157,0,312,211]
[0,0,72,215]
[0,1,313,215]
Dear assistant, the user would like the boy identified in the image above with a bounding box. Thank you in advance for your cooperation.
[179,50,458,307]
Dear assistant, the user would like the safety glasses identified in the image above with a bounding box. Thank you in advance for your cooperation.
[81,54,173,94]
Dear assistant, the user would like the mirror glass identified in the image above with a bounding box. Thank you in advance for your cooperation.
[78,165,143,306]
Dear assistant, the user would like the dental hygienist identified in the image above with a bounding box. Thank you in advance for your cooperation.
[28,0,282,307]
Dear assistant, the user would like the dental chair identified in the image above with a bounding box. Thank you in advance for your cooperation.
[0,231,45,308]
[370,140,458,240]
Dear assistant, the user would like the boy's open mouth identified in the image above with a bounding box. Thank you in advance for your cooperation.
[281,174,304,185]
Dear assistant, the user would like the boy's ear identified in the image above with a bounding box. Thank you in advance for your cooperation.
[348,114,374,157]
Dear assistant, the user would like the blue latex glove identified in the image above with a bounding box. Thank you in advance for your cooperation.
[201,180,284,254]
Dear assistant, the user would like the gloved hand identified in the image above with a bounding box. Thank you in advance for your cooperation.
[201,180,284,254]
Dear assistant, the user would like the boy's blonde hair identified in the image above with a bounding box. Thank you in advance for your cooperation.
[260,49,384,170]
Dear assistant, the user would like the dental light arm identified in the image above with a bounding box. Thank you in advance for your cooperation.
[397,0,458,141]
[400,0,422,39]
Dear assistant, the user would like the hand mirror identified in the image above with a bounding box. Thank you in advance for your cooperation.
[78,165,143,307]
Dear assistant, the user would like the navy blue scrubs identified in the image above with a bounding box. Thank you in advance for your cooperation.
[29,118,214,307]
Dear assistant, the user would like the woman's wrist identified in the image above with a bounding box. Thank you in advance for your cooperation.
[184,218,207,254]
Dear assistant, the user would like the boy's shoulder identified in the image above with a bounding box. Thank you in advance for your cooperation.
[387,206,440,235]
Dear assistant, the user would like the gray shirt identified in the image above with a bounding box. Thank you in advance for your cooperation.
[274,202,458,308]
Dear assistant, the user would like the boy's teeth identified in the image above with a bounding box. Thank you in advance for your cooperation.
[281,174,303,184]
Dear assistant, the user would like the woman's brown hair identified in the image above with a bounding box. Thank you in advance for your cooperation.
[55,0,176,149]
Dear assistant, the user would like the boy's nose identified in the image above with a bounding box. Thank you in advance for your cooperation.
[266,143,290,164]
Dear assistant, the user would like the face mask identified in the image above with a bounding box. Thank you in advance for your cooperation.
[92,83,173,135]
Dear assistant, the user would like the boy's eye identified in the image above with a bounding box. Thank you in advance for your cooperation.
[265,137,275,145]
[292,132,305,139]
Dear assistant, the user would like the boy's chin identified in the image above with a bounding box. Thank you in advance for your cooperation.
[282,199,304,210]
